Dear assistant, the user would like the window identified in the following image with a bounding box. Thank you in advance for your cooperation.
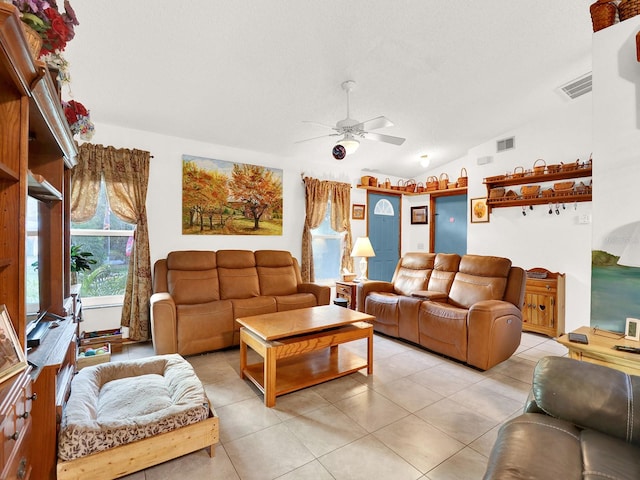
[71,180,135,306]
[311,201,344,284]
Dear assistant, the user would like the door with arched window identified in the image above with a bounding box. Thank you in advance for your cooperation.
[367,192,401,281]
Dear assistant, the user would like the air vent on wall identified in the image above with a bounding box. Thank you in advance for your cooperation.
[497,137,515,153]
[560,72,592,100]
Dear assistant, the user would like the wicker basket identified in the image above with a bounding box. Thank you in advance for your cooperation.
[416,182,424,193]
[438,173,449,190]
[457,167,468,187]
[489,187,505,199]
[512,166,525,178]
[405,179,417,193]
[619,0,640,21]
[426,176,439,191]
[20,22,42,61]
[590,0,617,31]
[521,185,541,198]
[553,181,575,194]
[547,163,562,174]
[561,160,580,171]
[532,159,546,175]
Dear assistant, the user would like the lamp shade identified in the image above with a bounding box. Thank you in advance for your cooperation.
[337,134,360,154]
[351,237,375,258]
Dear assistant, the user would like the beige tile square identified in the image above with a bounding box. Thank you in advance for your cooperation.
[270,388,331,421]
[203,376,258,409]
[310,374,369,402]
[224,423,315,480]
[372,377,443,412]
[216,397,282,443]
[426,446,489,480]
[143,446,238,480]
[416,398,498,444]
[319,435,422,480]
[285,404,367,456]
[277,460,335,479]
[373,415,465,473]
[334,389,410,432]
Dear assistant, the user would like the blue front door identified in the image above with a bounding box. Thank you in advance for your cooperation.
[367,193,400,281]
[434,194,467,255]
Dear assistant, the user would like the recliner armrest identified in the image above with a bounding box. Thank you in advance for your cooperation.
[531,356,640,446]
[355,281,394,311]
[297,283,331,305]
[149,292,178,354]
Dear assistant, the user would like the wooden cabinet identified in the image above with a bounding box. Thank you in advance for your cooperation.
[484,164,592,211]
[522,268,565,338]
[0,370,34,480]
[335,281,357,310]
[0,4,77,478]
[28,318,76,480]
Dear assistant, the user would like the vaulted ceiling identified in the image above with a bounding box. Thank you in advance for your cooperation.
[64,1,594,178]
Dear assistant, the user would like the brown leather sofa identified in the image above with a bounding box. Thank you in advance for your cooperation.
[484,356,640,479]
[150,250,331,356]
[356,252,525,370]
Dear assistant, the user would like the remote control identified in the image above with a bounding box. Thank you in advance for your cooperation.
[613,345,640,354]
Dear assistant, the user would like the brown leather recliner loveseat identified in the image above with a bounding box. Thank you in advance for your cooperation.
[356,252,525,370]
[150,250,331,356]
[484,356,640,479]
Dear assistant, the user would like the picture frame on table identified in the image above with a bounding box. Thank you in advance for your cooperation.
[410,206,428,225]
[0,305,27,384]
[625,317,640,341]
[352,204,365,220]
[471,197,490,223]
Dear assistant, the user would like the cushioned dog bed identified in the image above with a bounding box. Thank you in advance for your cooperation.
[57,354,218,480]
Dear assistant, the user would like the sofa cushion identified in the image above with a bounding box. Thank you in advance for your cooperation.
[255,250,298,296]
[427,253,460,293]
[231,297,277,322]
[217,250,260,299]
[418,301,468,361]
[167,250,217,271]
[448,255,511,308]
[392,252,435,296]
[168,269,220,304]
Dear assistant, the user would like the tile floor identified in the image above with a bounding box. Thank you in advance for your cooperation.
[111,332,568,480]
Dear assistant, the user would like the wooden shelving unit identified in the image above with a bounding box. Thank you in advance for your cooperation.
[484,166,592,210]
[357,184,467,196]
[0,3,78,478]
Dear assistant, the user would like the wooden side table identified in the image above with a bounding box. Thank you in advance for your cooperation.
[335,281,357,310]
[556,326,640,375]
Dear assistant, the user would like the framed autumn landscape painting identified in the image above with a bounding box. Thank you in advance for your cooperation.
[182,155,283,235]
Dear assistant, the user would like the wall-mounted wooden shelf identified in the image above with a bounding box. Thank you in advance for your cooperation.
[484,166,592,210]
[357,185,467,196]
[28,170,62,201]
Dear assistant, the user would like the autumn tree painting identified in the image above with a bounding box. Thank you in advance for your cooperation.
[182,155,283,235]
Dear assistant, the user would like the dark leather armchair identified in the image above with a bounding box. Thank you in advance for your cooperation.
[484,356,640,479]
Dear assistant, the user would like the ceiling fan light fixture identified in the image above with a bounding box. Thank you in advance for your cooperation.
[338,135,360,154]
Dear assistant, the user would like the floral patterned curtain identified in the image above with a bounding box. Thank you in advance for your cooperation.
[71,143,152,341]
[301,176,353,282]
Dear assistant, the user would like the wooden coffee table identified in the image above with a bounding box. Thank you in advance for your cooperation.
[557,326,640,375]
[237,304,374,407]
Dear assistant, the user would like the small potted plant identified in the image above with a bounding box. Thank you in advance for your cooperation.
[70,244,96,285]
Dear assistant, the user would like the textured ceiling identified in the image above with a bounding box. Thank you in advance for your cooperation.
[64,1,594,178]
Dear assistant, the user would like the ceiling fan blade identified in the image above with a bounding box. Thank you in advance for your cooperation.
[295,133,341,144]
[356,116,394,131]
[363,132,406,146]
[302,120,337,130]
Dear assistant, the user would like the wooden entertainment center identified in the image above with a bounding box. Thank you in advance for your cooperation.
[1,4,79,478]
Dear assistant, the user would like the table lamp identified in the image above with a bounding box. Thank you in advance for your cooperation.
[350,237,375,282]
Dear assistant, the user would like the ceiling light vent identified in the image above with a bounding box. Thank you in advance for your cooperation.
[560,73,592,100]
[497,137,515,153]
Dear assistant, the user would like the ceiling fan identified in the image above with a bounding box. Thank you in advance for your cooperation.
[297,80,406,159]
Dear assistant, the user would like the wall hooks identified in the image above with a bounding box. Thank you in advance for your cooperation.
[522,206,526,216]
[555,202,560,215]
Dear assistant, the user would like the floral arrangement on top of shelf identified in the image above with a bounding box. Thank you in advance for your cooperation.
[358,167,468,195]
[485,158,593,205]
[12,0,94,140]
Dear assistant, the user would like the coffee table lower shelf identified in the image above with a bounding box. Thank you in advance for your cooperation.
[243,348,368,399]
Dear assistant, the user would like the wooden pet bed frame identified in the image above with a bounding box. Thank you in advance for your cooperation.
[57,408,218,480]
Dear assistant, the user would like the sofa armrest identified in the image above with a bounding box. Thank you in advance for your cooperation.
[531,356,640,446]
[298,283,331,305]
[466,300,523,370]
[355,281,394,312]
[149,292,178,355]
